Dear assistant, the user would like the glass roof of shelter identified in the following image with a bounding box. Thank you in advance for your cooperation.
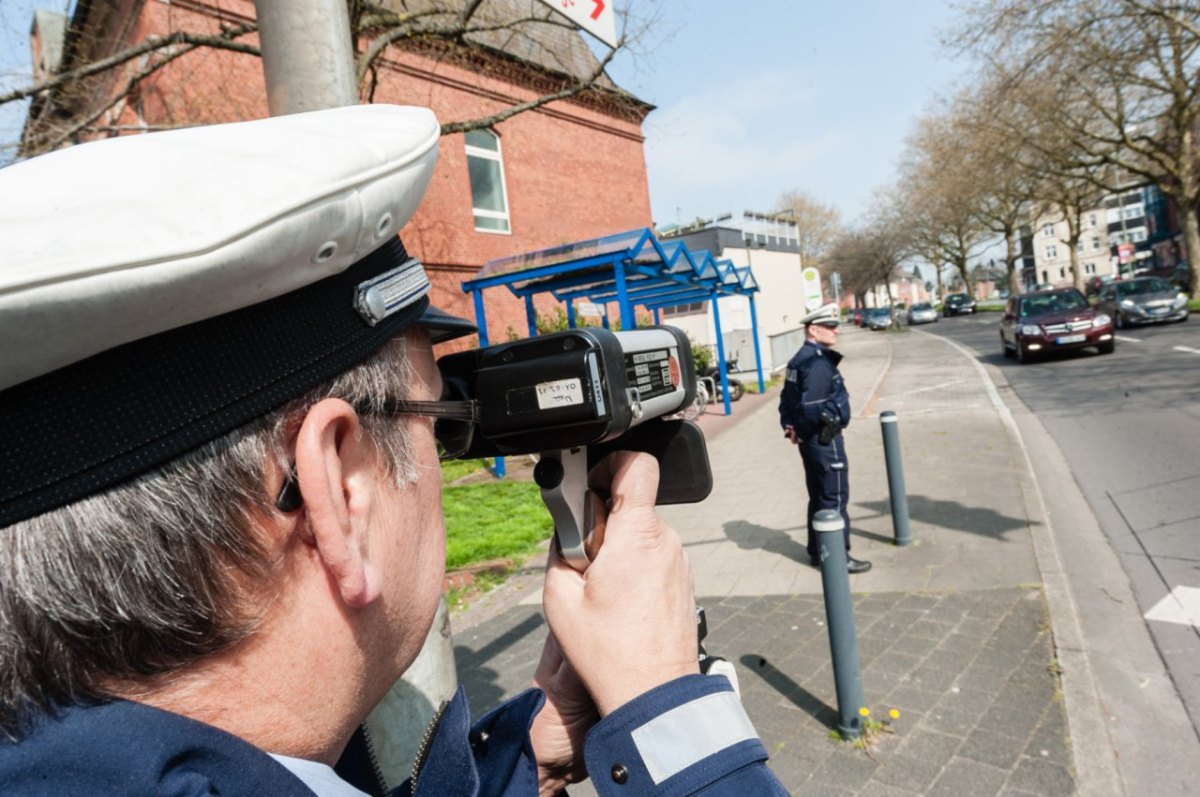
[464,228,759,309]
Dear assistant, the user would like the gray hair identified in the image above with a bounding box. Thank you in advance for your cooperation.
[0,337,422,735]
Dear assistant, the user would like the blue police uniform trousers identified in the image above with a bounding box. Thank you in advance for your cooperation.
[798,433,851,559]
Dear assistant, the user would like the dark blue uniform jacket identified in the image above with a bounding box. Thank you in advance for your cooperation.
[0,675,788,796]
[778,340,850,441]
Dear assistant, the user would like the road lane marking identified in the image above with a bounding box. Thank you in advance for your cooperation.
[1173,345,1200,355]
[1144,585,1200,628]
[1116,335,1142,343]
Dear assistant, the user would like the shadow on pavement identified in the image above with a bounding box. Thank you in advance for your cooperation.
[455,612,545,711]
[738,654,837,727]
[723,519,809,564]
[856,494,1032,540]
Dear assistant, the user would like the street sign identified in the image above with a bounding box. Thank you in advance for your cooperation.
[576,301,604,318]
[802,267,823,312]
[534,0,618,48]
[1118,242,1135,264]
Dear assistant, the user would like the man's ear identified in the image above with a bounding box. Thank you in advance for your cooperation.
[293,398,383,609]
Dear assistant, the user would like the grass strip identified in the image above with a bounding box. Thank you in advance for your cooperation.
[442,479,553,571]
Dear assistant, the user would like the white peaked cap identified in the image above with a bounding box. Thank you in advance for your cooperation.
[802,303,840,326]
[0,105,476,528]
[0,104,442,390]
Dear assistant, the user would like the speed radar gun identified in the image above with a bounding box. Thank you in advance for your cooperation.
[435,326,738,692]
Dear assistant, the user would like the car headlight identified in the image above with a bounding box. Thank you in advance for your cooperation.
[1093,313,1111,327]
[1120,299,1135,308]
[1175,293,1188,308]
[1019,324,1041,336]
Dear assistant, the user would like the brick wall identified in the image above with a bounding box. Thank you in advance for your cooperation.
[116,0,654,347]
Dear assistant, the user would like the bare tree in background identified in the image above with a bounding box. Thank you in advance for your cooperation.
[899,109,992,299]
[951,0,1200,296]
[2,0,664,161]
[827,207,910,320]
[774,189,843,271]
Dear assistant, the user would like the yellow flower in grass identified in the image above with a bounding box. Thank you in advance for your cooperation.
[889,709,900,720]
[858,707,870,717]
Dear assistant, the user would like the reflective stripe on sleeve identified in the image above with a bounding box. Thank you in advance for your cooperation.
[628,691,759,784]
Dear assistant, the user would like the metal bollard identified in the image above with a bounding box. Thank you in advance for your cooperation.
[879,411,912,546]
[815,509,865,739]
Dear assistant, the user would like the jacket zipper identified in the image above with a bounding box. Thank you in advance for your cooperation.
[359,723,389,796]
[409,700,449,795]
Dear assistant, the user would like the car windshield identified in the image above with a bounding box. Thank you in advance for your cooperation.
[1117,278,1174,296]
[1018,291,1088,317]
[912,303,931,311]
[946,295,964,304]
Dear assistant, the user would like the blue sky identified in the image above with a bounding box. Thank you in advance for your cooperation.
[605,1,970,228]
[1,1,970,228]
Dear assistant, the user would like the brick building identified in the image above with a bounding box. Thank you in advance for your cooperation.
[24,0,655,347]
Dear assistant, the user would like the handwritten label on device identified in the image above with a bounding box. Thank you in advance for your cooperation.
[536,378,585,410]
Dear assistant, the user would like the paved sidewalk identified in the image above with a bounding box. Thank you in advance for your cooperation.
[447,325,1188,795]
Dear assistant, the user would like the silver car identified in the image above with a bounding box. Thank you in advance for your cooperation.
[906,302,938,325]
[1095,277,1189,328]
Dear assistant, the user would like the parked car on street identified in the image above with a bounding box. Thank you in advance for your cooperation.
[906,302,938,325]
[999,288,1115,363]
[865,308,893,330]
[942,293,977,316]
[851,308,865,326]
[1095,276,1189,328]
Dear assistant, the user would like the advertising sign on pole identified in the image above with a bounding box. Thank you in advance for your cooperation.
[802,267,824,312]
[1118,243,1135,264]
[533,0,618,48]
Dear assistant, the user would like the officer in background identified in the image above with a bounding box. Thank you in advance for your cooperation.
[0,106,789,795]
[778,304,872,574]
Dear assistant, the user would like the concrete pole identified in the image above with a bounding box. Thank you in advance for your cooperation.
[815,509,864,739]
[879,411,913,546]
[255,0,359,114]
[253,2,457,780]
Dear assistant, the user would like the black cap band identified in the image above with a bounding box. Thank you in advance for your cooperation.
[0,238,432,528]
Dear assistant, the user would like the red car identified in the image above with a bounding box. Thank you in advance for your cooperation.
[999,288,1115,363]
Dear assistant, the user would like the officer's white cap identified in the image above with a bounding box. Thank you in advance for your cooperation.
[802,303,841,327]
[0,104,474,528]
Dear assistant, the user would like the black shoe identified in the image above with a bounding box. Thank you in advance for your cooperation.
[847,557,872,574]
[809,554,820,568]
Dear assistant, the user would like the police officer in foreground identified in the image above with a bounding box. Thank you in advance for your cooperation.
[0,106,789,795]
[778,304,872,575]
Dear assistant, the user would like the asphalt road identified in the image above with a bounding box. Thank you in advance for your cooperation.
[915,309,1200,743]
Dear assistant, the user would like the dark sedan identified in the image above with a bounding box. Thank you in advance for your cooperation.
[1095,277,1189,328]
[999,288,1115,363]
[942,293,977,316]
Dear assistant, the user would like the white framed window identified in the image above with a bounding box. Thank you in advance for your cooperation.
[465,129,511,234]
[1076,241,1084,253]
[1046,244,1058,258]
[1089,213,1098,227]
[1132,228,1147,242]
[1041,270,1049,283]
[1043,223,1055,236]
[1091,236,1100,250]
[1059,267,1066,279]
[1085,262,1096,274]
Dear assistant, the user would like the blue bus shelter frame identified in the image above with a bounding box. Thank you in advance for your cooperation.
[461,228,764,477]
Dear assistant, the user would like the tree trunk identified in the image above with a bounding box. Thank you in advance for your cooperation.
[1184,204,1200,297]
[1005,232,1021,296]
[1065,212,1084,292]
[957,259,973,298]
